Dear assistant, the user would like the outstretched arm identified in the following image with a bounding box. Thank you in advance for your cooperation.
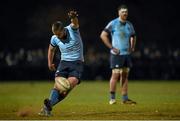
[68,10,79,29]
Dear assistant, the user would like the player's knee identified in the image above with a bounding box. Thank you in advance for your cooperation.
[122,68,130,80]
[111,74,119,81]
[55,77,71,93]
[68,77,79,88]
[123,67,130,73]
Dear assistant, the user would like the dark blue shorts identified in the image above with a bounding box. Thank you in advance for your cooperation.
[55,60,83,83]
[110,54,133,69]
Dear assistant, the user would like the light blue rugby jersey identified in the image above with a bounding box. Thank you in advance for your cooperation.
[50,25,84,61]
[105,18,135,55]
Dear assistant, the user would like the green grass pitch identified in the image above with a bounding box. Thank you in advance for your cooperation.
[0,80,180,120]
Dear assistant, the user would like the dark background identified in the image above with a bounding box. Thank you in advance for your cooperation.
[0,0,180,81]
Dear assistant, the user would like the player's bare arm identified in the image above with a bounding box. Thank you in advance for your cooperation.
[100,31,120,54]
[129,36,136,52]
[48,44,56,71]
[100,31,112,49]
[68,10,79,29]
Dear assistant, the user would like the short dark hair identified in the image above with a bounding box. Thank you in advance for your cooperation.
[117,4,128,11]
[52,21,64,32]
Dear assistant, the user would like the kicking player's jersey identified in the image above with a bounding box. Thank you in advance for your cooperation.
[50,25,84,61]
[105,18,135,55]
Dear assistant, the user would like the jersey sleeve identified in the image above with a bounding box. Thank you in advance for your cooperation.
[50,36,57,47]
[68,24,79,31]
[104,21,113,33]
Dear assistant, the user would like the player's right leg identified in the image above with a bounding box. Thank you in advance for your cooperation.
[38,98,52,116]
[45,77,79,112]
[46,77,77,111]
[109,69,120,105]
[38,76,71,117]
[39,60,83,116]
[109,54,121,105]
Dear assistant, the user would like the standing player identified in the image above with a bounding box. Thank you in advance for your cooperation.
[100,4,136,105]
[39,10,84,116]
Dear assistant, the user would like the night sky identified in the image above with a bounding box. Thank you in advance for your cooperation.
[1,0,180,51]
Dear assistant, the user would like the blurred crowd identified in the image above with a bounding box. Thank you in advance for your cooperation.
[1,0,179,81]
[0,44,180,80]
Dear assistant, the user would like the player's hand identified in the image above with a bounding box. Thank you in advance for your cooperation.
[68,10,78,19]
[48,63,56,71]
[129,47,135,53]
[110,47,120,55]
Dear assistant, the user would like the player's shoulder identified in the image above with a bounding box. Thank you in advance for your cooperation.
[50,35,58,42]
[51,35,57,40]
[113,17,119,22]
[126,20,133,26]
[111,18,120,24]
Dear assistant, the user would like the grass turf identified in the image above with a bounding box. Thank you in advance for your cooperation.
[0,80,180,120]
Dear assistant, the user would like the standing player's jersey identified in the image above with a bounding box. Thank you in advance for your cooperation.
[105,18,135,55]
[50,25,84,61]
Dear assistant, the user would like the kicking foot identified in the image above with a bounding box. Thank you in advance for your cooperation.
[38,98,52,116]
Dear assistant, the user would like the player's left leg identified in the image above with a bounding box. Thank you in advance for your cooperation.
[121,67,136,105]
[121,67,129,100]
